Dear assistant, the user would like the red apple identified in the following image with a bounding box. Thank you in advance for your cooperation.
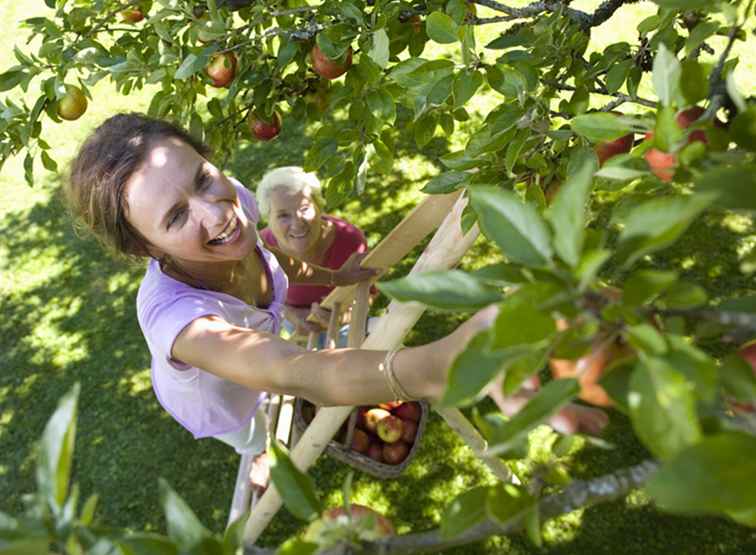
[367,442,384,462]
[57,85,88,121]
[206,52,237,88]
[376,414,404,444]
[363,408,391,433]
[643,106,709,182]
[730,340,756,413]
[304,504,395,543]
[350,428,370,454]
[322,504,395,536]
[248,110,282,141]
[378,401,402,411]
[356,406,370,430]
[120,9,144,23]
[394,401,421,422]
[310,44,353,80]
[595,133,634,166]
[401,419,418,443]
[382,441,410,465]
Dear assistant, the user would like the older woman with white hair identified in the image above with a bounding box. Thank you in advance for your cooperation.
[258,166,371,339]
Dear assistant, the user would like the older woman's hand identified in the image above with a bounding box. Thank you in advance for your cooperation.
[332,252,379,286]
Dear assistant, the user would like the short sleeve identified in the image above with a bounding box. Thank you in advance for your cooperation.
[229,177,260,224]
[137,291,226,369]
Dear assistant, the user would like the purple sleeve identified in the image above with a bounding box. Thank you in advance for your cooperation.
[138,291,225,368]
[229,177,260,224]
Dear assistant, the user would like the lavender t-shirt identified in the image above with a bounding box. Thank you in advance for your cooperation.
[136,179,289,439]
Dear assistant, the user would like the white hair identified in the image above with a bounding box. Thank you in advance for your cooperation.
[256,166,324,218]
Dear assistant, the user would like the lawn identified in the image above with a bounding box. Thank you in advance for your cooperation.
[1,1,755,553]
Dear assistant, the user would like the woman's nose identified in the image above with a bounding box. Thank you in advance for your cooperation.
[192,198,226,229]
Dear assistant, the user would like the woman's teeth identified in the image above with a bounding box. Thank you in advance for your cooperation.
[208,217,238,245]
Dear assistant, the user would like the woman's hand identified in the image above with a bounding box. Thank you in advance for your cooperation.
[332,252,379,286]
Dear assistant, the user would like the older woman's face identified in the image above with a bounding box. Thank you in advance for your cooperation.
[268,187,322,256]
[124,137,257,265]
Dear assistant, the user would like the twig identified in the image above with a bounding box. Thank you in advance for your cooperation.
[542,79,657,108]
[243,460,659,555]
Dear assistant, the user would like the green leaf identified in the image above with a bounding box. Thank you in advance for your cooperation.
[652,43,681,107]
[40,151,57,172]
[421,171,470,194]
[490,283,559,350]
[684,21,720,56]
[652,0,711,9]
[79,493,98,526]
[440,487,489,539]
[368,29,389,69]
[0,69,27,91]
[616,193,716,266]
[625,323,667,355]
[696,164,756,212]
[276,537,318,555]
[731,106,756,151]
[719,353,756,404]
[606,60,632,94]
[571,112,636,142]
[426,12,459,44]
[378,270,502,311]
[663,335,718,404]
[545,148,597,267]
[452,69,483,109]
[440,331,532,407]
[118,534,179,555]
[486,65,527,100]
[628,358,701,460]
[36,383,78,511]
[680,59,708,105]
[659,282,708,309]
[175,53,209,81]
[486,379,580,456]
[623,269,678,306]
[645,432,756,517]
[486,483,535,526]
[471,262,529,285]
[158,479,209,551]
[471,187,553,268]
[269,440,321,521]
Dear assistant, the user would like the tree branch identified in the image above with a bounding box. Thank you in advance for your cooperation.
[472,0,635,29]
[243,461,659,555]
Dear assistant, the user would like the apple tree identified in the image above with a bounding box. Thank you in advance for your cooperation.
[1,0,755,553]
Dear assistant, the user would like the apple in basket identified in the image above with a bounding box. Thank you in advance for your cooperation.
[401,419,418,443]
[363,408,391,433]
[376,414,404,444]
[395,401,421,422]
[383,441,410,465]
[350,428,370,454]
[367,442,384,462]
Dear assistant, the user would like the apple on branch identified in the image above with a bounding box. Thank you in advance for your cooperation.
[247,110,282,141]
[57,85,88,121]
[643,106,709,182]
[310,44,353,80]
[304,504,395,544]
[206,52,237,88]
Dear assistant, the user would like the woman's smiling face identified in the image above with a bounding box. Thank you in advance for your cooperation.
[124,137,257,265]
[268,186,322,257]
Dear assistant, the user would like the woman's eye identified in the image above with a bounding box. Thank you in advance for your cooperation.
[169,208,186,229]
[198,172,212,190]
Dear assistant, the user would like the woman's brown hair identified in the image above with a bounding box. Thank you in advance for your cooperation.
[66,112,211,259]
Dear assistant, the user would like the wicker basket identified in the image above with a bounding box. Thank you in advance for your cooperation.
[293,398,429,479]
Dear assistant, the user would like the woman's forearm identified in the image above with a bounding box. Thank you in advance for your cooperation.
[277,343,445,406]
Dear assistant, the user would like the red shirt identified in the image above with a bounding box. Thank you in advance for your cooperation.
[260,215,368,308]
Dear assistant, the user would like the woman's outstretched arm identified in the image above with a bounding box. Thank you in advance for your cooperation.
[171,307,497,406]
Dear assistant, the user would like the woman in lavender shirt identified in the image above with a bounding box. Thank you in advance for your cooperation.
[65,113,605,494]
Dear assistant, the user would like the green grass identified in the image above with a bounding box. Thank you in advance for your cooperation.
[1,2,755,553]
